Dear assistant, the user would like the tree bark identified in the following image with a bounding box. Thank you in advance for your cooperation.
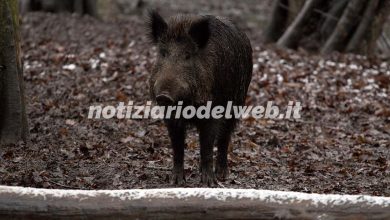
[19,0,98,16]
[276,0,322,49]
[378,33,390,59]
[264,0,389,55]
[319,0,349,41]
[321,0,366,54]
[0,0,28,145]
[263,0,289,43]
[346,0,380,53]
[0,186,389,220]
[74,0,97,17]
[285,0,306,25]
[368,0,390,56]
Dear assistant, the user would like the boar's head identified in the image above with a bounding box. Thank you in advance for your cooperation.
[147,11,213,106]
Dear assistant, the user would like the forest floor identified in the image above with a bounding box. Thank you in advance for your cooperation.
[0,3,389,196]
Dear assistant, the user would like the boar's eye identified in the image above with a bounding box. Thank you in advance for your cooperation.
[159,48,169,57]
[184,52,191,60]
[176,36,184,43]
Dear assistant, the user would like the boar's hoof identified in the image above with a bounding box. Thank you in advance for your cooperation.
[171,170,185,186]
[215,165,229,181]
[201,168,216,187]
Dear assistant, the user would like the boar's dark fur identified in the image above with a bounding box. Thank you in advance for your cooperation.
[148,11,252,186]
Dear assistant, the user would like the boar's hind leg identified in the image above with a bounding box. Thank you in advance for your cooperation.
[215,120,235,180]
[166,120,186,185]
[198,121,217,186]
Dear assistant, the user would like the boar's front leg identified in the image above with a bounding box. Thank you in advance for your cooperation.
[215,120,235,180]
[166,120,186,185]
[198,121,217,186]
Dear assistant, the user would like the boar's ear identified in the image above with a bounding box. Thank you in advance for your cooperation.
[148,10,167,43]
[189,18,210,48]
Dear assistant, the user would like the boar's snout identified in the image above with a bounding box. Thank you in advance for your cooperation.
[153,78,189,106]
[155,93,174,106]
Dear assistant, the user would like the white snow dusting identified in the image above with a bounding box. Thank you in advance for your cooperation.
[0,186,389,208]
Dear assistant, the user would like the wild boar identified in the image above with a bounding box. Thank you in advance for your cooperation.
[148,11,252,186]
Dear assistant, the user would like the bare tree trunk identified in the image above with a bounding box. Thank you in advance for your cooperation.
[378,33,390,59]
[19,0,31,14]
[84,0,97,17]
[19,0,98,16]
[277,0,322,49]
[346,0,380,53]
[319,0,349,40]
[285,0,306,25]
[74,0,97,17]
[0,0,29,145]
[264,0,389,55]
[263,0,289,43]
[321,0,366,54]
[367,1,390,56]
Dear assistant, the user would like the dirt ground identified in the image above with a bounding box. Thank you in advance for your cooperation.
[0,1,389,196]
